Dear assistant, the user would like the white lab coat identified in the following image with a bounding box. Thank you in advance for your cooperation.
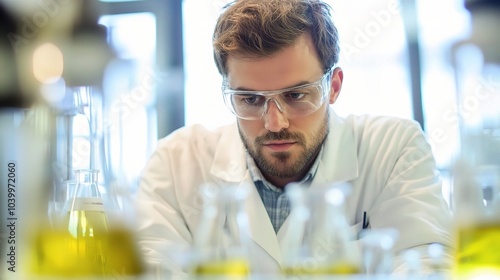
[134,110,454,277]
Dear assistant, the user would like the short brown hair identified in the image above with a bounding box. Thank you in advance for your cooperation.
[212,0,340,76]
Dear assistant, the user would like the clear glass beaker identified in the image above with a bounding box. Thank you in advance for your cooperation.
[282,182,362,276]
[359,228,399,275]
[190,184,252,278]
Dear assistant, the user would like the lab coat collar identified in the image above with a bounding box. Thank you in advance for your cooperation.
[210,124,248,182]
[240,173,283,268]
[313,109,360,185]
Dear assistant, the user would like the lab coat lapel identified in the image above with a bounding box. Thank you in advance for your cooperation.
[313,110,359,185]
[241,173,283,267]
[210,124,282,266]
[210,124,248,183]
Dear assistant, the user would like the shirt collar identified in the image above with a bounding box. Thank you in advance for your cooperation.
[246,145,324,192]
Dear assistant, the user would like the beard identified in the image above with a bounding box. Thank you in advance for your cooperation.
[239,109,330,179]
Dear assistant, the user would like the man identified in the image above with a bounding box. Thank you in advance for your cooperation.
[135,0,454,277]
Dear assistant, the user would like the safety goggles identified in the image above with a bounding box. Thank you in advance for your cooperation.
[222,71,331,120]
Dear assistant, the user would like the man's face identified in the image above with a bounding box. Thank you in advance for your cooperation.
[226,35,343,186]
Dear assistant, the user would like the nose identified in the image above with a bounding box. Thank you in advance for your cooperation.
[263,99,289,132]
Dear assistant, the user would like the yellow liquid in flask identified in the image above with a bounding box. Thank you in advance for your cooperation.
[30,209,144,277]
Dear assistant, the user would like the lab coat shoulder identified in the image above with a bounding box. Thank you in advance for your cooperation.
[347,114,439,196]
[141,124,226,200]
[138,124,245,225]
[321,114,429,188]
[352,115,432,177]
[330,114,454,271]
[135,123,249,272]
[340,114,454,264]
[153,123,244,178]
[156,123,234,159]
[347,114,427,150]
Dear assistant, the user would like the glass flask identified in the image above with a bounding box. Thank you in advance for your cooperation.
[67,169,109,274]
[450,0,500,279]
[29,169,145,278]
[30,169,108,276]
[189,184,252,279]
[282,182,362,276]
[359,228,399,275]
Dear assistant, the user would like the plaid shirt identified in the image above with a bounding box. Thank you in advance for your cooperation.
[246,147,323,233]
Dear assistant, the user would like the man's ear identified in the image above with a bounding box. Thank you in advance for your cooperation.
[329,67,343,104]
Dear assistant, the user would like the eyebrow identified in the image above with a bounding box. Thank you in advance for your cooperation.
[231,80,313,91]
